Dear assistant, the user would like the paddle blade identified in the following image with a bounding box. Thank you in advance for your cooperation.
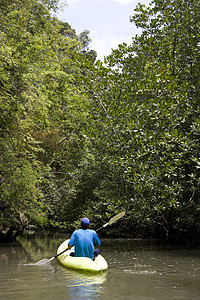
[108,211,125,225]
[34,258,51,265]
[103,211,125,228]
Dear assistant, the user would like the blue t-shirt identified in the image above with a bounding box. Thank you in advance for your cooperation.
[68,229,101,259]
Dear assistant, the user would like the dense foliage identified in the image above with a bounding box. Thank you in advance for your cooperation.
[86,0,200,242]
[0,0,92,240]
[0,0,199,243]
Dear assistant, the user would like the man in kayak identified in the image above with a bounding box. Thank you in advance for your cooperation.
[67,217,101,260]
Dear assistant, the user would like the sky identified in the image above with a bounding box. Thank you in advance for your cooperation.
[56,0,151,61]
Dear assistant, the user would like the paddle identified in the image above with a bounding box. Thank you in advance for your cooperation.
[96,211,125,232]
[36,211,125,265]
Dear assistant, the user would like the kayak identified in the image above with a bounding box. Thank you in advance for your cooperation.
[57,239,108,272]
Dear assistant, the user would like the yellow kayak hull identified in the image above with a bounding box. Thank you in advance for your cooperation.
[57,239,108,272]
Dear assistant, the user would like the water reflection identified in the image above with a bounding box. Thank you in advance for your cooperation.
[0,233,200,300]
[61,269,107,299]
[0,240,107,300]
[17,231,66,263]
[18,232,107,300]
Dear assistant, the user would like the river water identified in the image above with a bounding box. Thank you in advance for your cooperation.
[0,232,199,300]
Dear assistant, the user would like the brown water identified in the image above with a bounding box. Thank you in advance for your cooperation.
[0,232,200,300]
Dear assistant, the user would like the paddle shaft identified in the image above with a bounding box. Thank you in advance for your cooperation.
[53,248,70,259]
[96,222,110,232]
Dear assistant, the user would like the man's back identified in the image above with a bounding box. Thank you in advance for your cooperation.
[69,228,101,259]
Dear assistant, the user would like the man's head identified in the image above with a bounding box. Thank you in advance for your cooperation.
[81,217,90,229]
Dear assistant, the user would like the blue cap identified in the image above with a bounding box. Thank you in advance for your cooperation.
[81,218,90,226]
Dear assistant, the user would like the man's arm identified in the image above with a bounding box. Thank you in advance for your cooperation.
[93,231,101,248]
